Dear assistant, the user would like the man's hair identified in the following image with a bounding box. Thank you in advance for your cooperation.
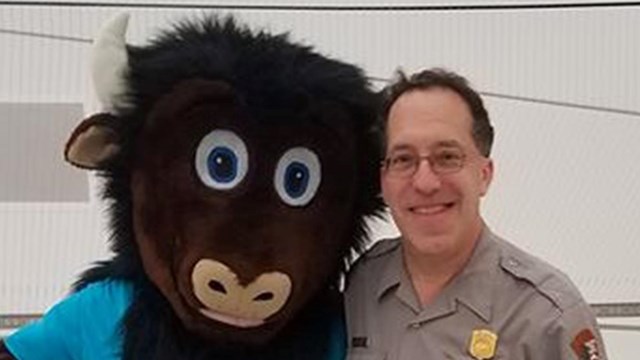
[381,68,494,157]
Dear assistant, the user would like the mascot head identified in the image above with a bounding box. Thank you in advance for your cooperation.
[65,13,384,345]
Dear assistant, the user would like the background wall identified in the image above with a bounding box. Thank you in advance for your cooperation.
[1,0,639,357]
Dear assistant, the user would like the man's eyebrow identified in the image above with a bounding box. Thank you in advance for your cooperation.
[434,140,463,148]
[387,144,414,153]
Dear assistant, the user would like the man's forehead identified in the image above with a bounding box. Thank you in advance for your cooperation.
[387,140,463,153]
[385,112,476,153]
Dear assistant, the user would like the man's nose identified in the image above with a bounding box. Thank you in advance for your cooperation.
[411,159,442,194]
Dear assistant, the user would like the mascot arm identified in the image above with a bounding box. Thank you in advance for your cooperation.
[0,341,16,360]
[2,280,132,360]
[327,313,348,360]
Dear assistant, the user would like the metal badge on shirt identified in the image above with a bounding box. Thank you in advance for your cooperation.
[468,329,498,360]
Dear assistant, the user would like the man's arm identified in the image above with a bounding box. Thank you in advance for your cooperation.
[559,301,607,360]
[535,300,608,360]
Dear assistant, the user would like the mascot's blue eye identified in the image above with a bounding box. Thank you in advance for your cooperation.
[195,129,248,190]
[274,147,321,207]
[207,147,237,183]
[284,162,310,198]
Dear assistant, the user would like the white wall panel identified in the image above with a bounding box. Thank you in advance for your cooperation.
[11,0,640,6]
[0,103,87,202]
[600,318,640,360]
[0,202,110,313]
[0,8,89,102]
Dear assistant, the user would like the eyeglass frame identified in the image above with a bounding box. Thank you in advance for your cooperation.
[380,145,471,178]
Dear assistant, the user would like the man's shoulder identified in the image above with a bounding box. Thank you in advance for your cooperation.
[350,237,401,270]
[488,233,606,359]
[363,237,402,259]
[492,233,586,312]
[345,238,400,289]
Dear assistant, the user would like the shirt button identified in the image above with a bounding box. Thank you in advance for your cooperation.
[507,258,519,267]
[410,323,421,329]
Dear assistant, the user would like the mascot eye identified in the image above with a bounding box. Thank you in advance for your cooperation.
[195,129,248,190]
[274,147,321,207]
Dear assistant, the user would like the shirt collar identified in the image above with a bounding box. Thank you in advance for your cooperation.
[376,239,404,300]
[445,226,499,323]
[375,226,500,322]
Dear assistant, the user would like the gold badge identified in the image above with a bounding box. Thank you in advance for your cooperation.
[468,329,498,360]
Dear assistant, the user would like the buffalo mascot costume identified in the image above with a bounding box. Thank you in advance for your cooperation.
[0,13,383,360]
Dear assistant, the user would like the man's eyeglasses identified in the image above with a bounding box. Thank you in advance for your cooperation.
[382,147,466,178]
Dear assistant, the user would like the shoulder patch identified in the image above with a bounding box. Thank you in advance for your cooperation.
[571,328,601,360]
[364,238,401,259]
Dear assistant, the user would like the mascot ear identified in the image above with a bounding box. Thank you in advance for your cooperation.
[65,13,130,170]
[65,113,120,170]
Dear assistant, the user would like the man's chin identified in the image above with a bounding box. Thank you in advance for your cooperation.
[403,231,456,256]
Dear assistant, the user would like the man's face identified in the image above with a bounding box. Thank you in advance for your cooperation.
[381,87,493,258]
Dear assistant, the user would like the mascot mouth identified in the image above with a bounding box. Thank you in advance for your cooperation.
[199,308,265,328]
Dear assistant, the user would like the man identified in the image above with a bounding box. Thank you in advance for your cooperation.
[345,68,607,360]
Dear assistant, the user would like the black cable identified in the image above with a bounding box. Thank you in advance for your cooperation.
[481,91,640,117]
[0,28,91,42]
[0,1,639,11]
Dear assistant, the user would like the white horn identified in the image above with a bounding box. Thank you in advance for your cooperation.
[91,13,130,113]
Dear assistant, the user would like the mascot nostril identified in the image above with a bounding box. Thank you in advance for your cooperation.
[191,259,292,328]
[208,280,227,294]
[254,292,274,301]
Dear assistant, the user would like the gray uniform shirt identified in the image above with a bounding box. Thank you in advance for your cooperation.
[345,228,607,360]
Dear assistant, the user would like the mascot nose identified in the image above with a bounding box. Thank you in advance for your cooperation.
[191,258,292,328]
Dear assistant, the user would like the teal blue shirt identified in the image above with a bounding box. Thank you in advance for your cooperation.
[5,280,131,360]
[5,280,346,360]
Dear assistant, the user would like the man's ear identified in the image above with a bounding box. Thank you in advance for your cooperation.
[65,113,121,170]
[479,158,494,197]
